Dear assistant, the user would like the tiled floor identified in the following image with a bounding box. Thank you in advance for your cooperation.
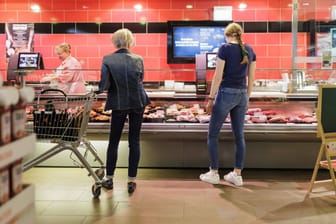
[23,167,336,224]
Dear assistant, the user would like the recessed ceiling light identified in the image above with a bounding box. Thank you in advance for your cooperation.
[134,4,143,11]
[30,4,41,13]
[186,4,193,9]
[238,2,247,10]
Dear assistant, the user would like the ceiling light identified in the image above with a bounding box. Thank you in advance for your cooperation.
[238,2,247,10]
[30,4,41,12]
[186,4,193,9]
[134,4,143,11]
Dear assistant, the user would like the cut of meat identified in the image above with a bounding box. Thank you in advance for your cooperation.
[246,108,262,115]
[251,115,268,123]
[261,110,278,116]
[268,115,288,123]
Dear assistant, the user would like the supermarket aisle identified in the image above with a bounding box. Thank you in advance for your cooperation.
[23,168,336,224]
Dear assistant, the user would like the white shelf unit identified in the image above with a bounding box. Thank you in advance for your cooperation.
[0,134,36,224]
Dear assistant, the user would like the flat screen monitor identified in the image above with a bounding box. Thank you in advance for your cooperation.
[17,52,44,70]
[206,52,217,70]
[167,20,231,64]
[331,28,336,56]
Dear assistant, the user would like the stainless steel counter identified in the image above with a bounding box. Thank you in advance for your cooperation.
[88,122,317,134]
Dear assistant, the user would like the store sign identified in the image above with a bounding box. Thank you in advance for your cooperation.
[5,23,34,60]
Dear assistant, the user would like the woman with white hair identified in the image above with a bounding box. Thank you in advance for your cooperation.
[96,28,150,194]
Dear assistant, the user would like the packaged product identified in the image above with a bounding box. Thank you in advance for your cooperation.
[0,166,10,204]
[11,86,35,140]
[0,87,17,145]
[10,159,23,196]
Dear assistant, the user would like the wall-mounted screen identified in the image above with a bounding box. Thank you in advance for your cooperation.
[17,52,44,70]
[167,20,230,64]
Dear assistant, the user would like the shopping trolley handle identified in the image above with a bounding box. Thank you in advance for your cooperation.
[37,88,68,105]
[40,88,67,97]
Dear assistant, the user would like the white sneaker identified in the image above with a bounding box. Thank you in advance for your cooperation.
[224,171,243,186]
[200,170,220,184]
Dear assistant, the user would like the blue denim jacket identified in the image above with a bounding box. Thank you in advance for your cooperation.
[98,48,150,110]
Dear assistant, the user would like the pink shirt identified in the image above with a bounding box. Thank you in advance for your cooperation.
[55,56,86,94]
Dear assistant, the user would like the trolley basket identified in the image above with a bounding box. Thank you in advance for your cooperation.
[32,89,86,142]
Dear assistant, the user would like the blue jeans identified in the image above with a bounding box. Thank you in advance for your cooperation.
[106,108,144,178]
[207,87,248,170]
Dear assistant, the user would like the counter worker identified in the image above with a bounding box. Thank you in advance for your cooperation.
[95,28,150,194]
[41,43,86,94]
[200,22,257,186]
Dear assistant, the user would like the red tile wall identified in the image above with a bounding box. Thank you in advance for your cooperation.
[0,0,329,82]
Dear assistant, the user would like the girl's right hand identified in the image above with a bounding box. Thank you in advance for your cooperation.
[206,100,214,114]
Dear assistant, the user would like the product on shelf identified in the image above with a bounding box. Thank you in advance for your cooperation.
[10,159,23,197]
[0,87,19,145]
[11,87,35,140]
[0,166,10,204]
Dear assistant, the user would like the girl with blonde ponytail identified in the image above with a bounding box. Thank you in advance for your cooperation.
[224,23,249,64]
[200,22,256,187]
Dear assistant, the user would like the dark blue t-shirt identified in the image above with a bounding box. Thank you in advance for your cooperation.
[217,43,256,89]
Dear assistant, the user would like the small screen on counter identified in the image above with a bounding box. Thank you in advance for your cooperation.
[17,52,41,69]
[206,52,217,70]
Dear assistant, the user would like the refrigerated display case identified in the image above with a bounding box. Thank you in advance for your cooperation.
[17,67,334,168]
[81,90,321,169]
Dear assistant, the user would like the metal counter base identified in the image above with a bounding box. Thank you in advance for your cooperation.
[24,122,321,169]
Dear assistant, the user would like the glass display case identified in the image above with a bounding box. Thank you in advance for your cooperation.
[4,67,327,169]
[13,67,328,135]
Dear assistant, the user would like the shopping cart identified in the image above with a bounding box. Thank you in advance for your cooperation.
[24,89,105,198]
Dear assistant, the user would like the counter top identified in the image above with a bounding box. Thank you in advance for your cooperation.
[87,122,317,134]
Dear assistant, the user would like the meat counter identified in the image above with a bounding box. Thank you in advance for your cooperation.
[88,91,318,135]
[24,90,321,169]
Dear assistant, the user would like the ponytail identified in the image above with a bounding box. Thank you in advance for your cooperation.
[237,36,249,64]
[225,22,249,64]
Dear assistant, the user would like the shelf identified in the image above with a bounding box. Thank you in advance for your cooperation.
[0,184,35,224]
[0,134,36,168]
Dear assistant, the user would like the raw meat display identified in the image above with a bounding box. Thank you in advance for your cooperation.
[87,101,111,122]
[250,115,268,123]
[246,108,262,115]
[84,103,318,124]
[175,109,198,122]
[196,114,211,123]
[26,100,317,124]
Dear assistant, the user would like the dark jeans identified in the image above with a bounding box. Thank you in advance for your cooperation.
[106,108,144,178]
